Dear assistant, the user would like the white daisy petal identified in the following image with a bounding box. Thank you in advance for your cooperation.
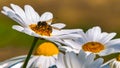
[108,45,120,53]
[10,62,23,68]
[59,46,72,52]
[100,33,116,44]
[40,12,53,22]
[52,34,82,40]
[31,32,42,38]
[86,26,101,42]
[52,29,82,36]
[78,50,86,62]
[60,46,80,53]
[92,26,101,41]
[27,56,39,68]
[62,39,81,49]
[23,28,33,36]
[10,4,27,23]
[105,38,120,53]
[56,53,66,68]
[6,11,26,26]
[56,50,103,68]
[2,6,14,13]
[49,57,56,67]
[1,5,26,26]
[106,39,120,46]
[35,56,46,68]
[69,52,81,68]
[99,48,114,56]
[65,52,72,68]
[28,55,56,68]
[79,31,88,42]
[24,5,40,24]
[98,32,108,42]
[51,23,66,29]
[91,58,104,68]
[86,28,93,41]
[86,53,95,64]
[101,64,110,68]
[1,10,7,15]
[74,37,86,45]
[12,25,24,32]
[0,55,28,68]
[44,57,50,68]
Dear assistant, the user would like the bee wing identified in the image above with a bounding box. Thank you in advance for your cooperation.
[51,23,66,30]
[40,12,53,25]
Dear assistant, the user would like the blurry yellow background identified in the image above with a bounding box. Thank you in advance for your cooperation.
[0,0,120,61]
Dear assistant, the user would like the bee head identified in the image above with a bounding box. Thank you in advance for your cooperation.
[37,21,47,26]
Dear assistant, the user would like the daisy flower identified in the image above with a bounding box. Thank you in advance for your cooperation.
[1,4,82,41]
[0,42,60,68]
[26,42,59,68]
[101,54,120,68]
[59,26,120,56]
[56,50,104,68]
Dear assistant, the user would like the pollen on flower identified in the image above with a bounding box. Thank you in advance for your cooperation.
[82,42,105,53]
[34,42,59,56]
[29,23,52,36]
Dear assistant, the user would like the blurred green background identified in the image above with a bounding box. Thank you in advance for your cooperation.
[0,0,120,61]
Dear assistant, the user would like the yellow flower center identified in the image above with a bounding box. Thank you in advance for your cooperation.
[82,42,105,53]
[116,55,120,61]
[34,42,59,56]
[29,22,52,36]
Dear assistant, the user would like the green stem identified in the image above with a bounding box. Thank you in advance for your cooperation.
[22,37,38,68]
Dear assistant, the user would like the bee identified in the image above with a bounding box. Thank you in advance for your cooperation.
[30,12,66,36]
[37,19,61,31]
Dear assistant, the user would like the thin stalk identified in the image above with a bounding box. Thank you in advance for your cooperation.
[22,37,38,68]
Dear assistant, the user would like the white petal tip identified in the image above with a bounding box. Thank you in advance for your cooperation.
[24,5,32,8]
[40,12,53,21]
[12,25,24,32]
[10,3,15,6]
[44,12,53,15]
[93,26,101,29]
[1,11,6,15]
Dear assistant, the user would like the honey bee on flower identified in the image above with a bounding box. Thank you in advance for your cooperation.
[1,4,82,40]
